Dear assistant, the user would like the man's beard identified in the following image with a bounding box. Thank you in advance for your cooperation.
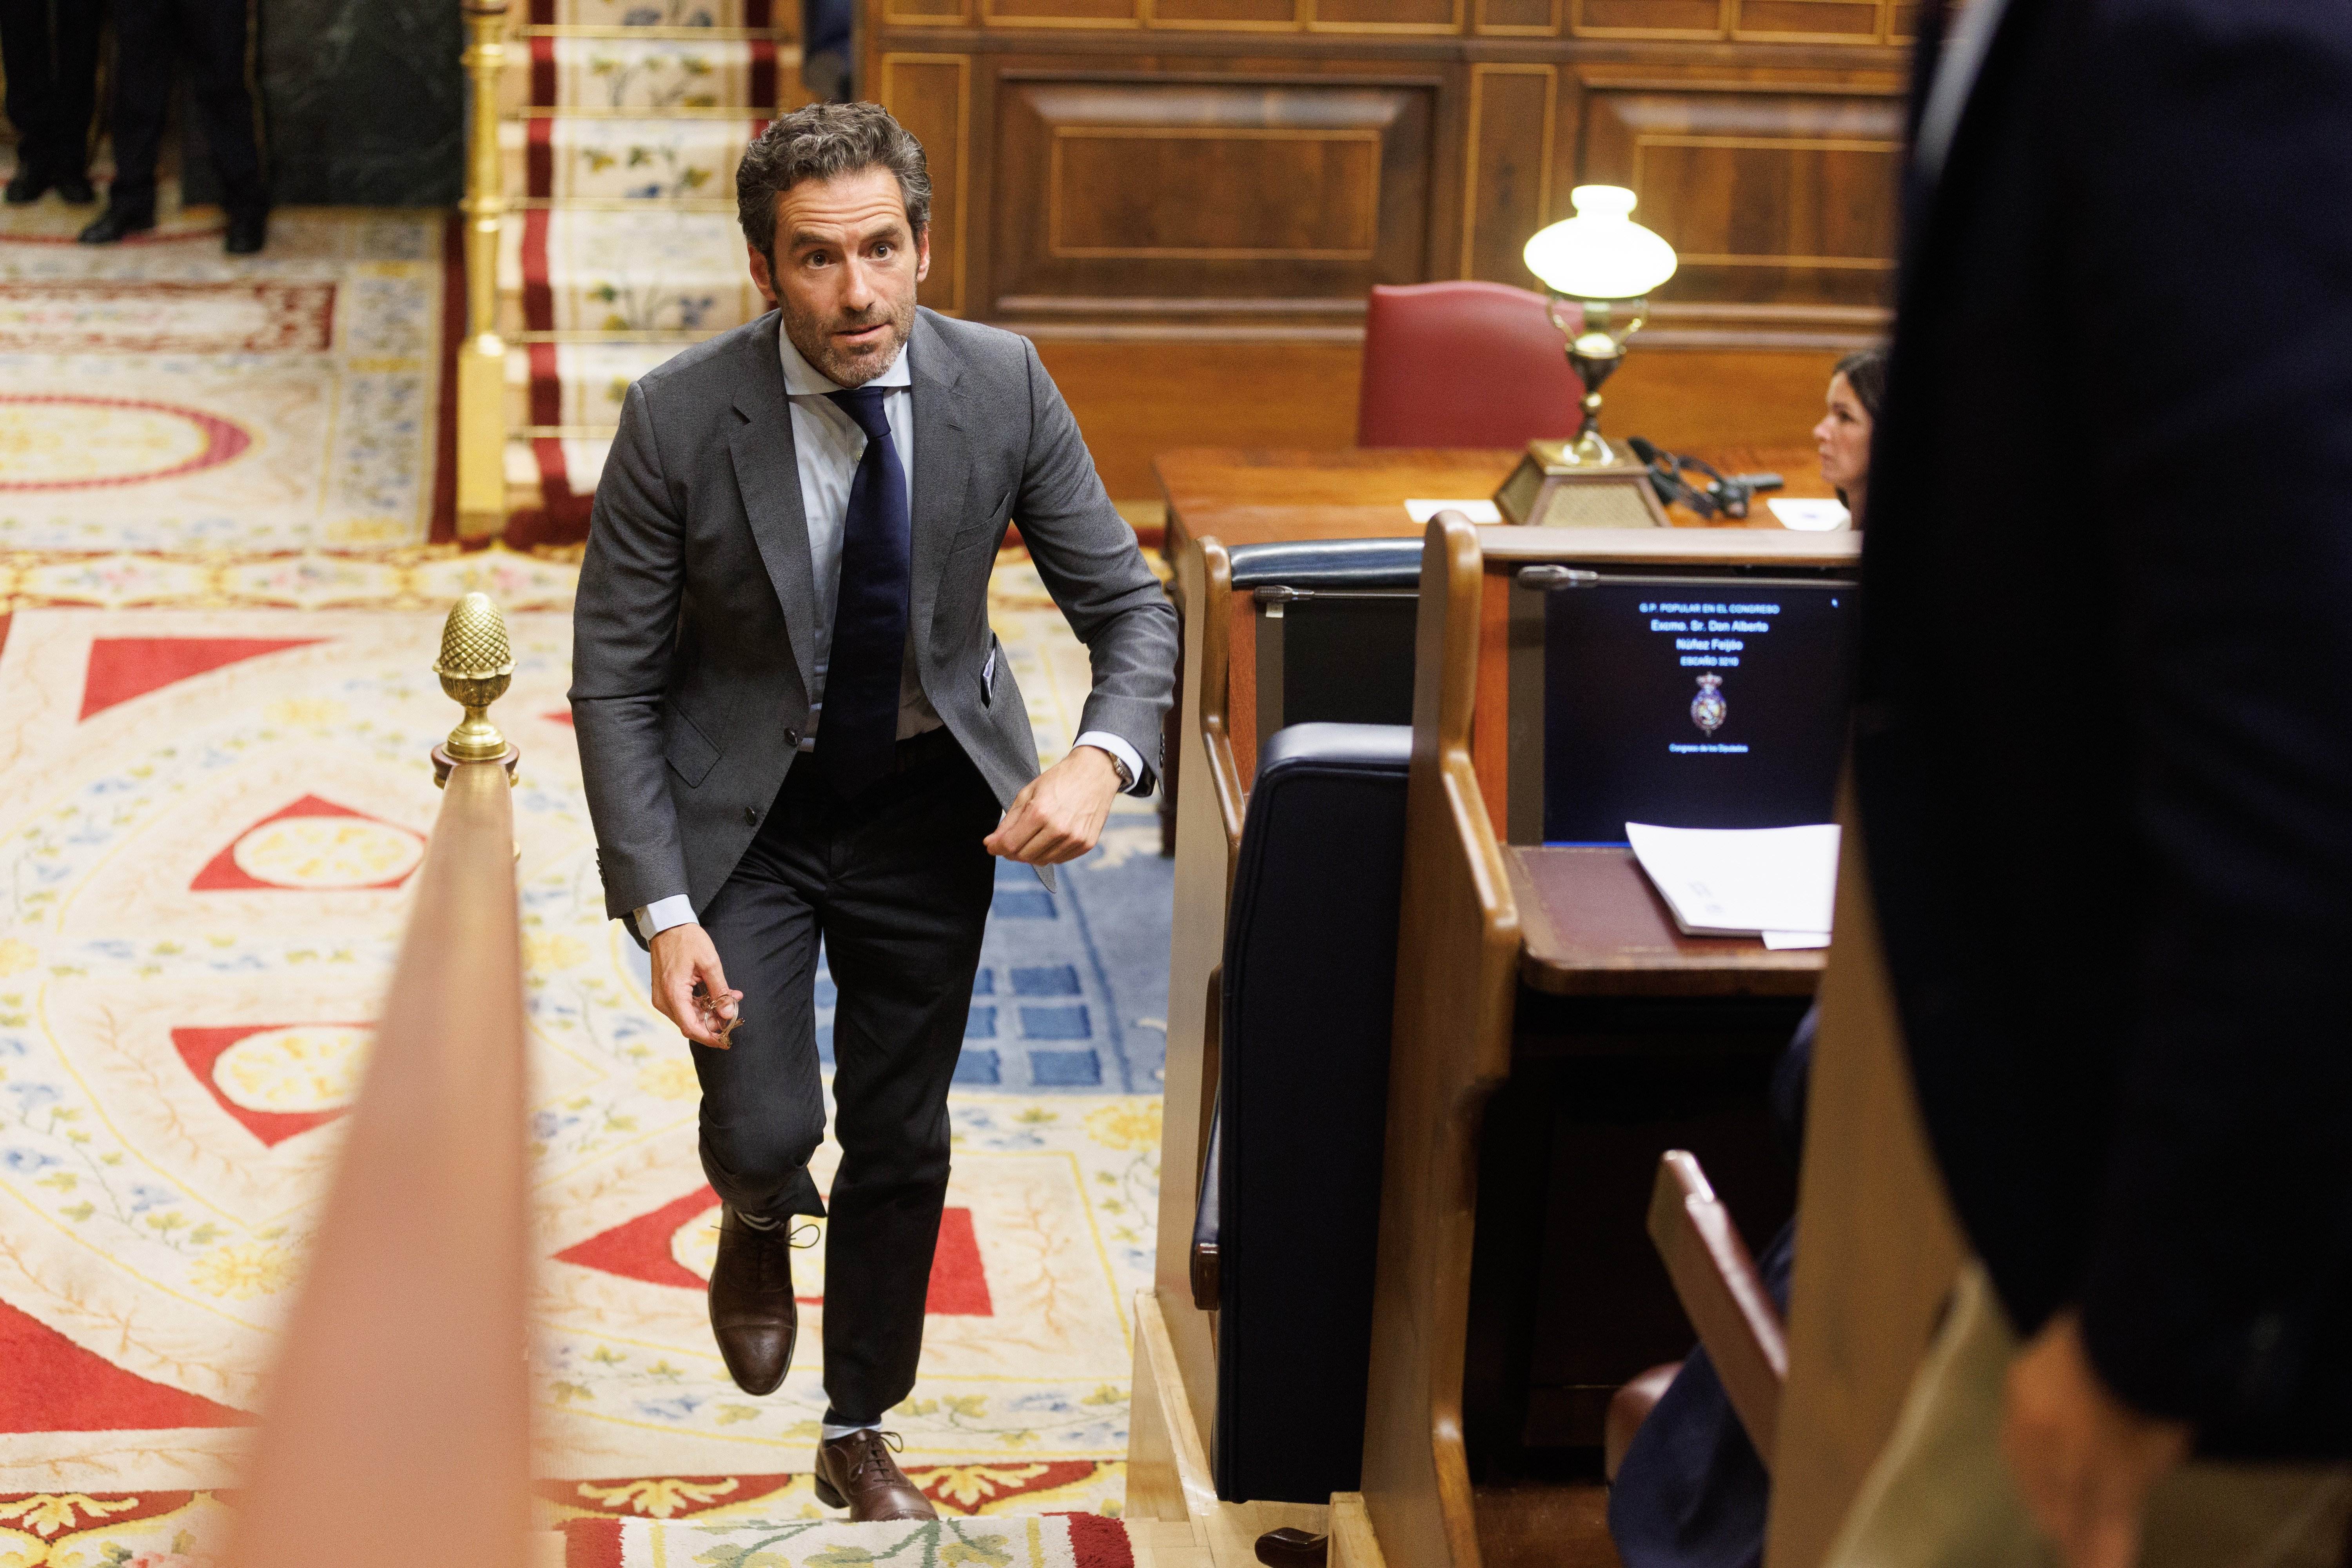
[780,292,914,388]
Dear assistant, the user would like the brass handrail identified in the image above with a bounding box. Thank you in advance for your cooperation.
[231,595,530,1568]
[456,0,512,542]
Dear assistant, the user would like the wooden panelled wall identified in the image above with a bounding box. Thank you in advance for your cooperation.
[865,0,1910,493]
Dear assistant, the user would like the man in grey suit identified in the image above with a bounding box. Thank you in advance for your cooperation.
[569,103,1176,1521]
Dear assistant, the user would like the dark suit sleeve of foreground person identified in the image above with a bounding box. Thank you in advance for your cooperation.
[2063,0,2352,1453]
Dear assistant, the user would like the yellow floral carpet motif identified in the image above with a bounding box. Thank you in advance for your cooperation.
[0,206,450,550]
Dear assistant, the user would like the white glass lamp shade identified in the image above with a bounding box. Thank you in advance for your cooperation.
[1522,185,1678,300]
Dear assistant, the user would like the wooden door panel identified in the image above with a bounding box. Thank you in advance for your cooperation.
[1731,0,1878,40]
[1569,0,1726,38]
[1145,0,1305,30]
[993,76,1435,311]
[1460,64,1556,285]
[1579,87,1901,308]
[983,0,1143,26]
[1307,0,1462,33]
[878,53,974,313]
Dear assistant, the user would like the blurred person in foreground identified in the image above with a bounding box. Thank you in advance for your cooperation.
[1826,2,2352,1566]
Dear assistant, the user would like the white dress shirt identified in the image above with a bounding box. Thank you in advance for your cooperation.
[633,325,1146,940]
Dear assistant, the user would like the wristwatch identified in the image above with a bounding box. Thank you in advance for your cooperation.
[1105,752,1133,791]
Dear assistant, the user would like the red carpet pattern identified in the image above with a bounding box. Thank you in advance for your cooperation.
[0,207,452,550]
[0,555,1158,1558]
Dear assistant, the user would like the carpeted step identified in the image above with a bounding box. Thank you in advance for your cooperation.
[498,207,764,336]
[501,34,792,113]
[523,0,777,29]
[558,1511,1136,1568]
[506,433,611,524]
[506,340,695,432]
[499,116,764,204]
[503,341,698,523]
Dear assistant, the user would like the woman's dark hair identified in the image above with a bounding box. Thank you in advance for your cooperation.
[1834,347,1889,420]
[737,103,933,263]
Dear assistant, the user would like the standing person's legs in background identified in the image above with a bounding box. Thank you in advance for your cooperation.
[82,0,168,239]
[1,0,102,203]
[800,0,853,101]
[176,0,266,252]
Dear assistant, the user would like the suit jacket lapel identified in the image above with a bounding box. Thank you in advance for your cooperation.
[728,312,820,691]
[908,312,972,651]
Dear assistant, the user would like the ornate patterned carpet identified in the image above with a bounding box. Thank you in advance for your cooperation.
[0,546,1172,1566]
[0,202,455,551]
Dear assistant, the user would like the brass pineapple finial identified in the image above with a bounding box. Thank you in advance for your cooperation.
[432,591,518,784]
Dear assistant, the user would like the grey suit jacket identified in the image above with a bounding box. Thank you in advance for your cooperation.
[568,307,1178,925]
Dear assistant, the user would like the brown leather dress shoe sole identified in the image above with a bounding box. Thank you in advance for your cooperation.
[707,1204,798,1395]
[813,1429,937,1521]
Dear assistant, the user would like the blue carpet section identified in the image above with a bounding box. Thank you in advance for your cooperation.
[621,818,1173,1094]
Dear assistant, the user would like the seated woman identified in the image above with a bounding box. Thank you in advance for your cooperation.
[1813,347,1887,527]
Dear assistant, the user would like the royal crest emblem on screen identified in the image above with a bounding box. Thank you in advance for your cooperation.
[1690,672,1728,735]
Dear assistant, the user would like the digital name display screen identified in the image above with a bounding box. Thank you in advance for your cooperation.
[1542,579,1855,844]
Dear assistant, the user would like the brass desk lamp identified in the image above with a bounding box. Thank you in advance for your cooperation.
[1495,185,1681,528]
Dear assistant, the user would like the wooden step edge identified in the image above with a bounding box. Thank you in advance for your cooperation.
[501,197,740,212]
[502,329,732,344]
[519,24,783,39]
[1129,1288,1331,1568]
[501,105,790,120]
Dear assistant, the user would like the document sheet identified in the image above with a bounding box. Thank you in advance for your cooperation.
[1404,498,1503,523]
[1626,821,1840,944]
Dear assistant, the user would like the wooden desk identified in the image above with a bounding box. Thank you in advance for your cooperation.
[1509,848,1826,1000]
[1150,445,1839,848]
[1474,846,1812,1474]
[1157,445,1836,563]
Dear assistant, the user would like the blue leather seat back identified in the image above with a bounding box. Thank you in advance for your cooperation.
[1212,722,1413,1504]
[1230,539,1423,750]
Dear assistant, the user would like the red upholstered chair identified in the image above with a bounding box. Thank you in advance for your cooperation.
[1356,281,1584,448]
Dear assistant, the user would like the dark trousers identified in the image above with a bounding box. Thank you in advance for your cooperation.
[693,730,999,1425]
[107,0,265,216]
[0,0,103,178]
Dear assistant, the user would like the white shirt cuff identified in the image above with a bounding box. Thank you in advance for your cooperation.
[1074,731,1149,796]
[634,895,698,941]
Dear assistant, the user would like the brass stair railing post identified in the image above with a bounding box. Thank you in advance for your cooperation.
[434,591,524,784]
[456,0,512,542]
[229,593,533,1568]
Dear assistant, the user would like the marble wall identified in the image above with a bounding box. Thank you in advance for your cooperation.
[183,0,463,208]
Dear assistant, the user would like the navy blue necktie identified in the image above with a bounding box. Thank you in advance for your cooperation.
[820,386,911,797]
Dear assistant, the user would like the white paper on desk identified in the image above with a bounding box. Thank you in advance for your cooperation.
[1762,930,1832,950]
[1626,822,1840,940]
[1405,498,1503,523]
[1768,497,1851,531]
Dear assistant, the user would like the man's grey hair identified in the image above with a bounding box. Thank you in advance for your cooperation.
[737,103,933,260]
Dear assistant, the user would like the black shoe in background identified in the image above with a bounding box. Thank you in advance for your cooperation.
[225,209,268,255]
[54,173,96,205]
[4,167,49,205]
[77,204,156,244]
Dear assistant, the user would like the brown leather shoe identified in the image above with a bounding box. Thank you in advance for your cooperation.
[707,1205,797,1395]
[813,1429,936,1520]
